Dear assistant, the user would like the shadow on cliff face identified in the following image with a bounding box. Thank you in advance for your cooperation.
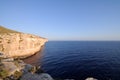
[23,46,45,66]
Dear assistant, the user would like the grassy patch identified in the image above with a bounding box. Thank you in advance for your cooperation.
[0,66,9,78]
[0,26,19,33]
[14,61,20,67]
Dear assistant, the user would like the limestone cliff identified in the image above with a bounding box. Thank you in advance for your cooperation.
[0,26,47,58]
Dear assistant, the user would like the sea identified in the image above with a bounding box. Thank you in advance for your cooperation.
[24,41,120,80]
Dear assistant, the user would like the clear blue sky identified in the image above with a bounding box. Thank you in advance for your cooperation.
[0,0,120,41]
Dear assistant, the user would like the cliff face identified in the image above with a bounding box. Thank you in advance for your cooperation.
[0,26,47,58]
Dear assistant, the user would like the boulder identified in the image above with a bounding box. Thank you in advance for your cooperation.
[85,77,97,80]
[20,73,54,80]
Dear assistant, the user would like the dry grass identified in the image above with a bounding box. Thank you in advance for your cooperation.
[0,26,19,33]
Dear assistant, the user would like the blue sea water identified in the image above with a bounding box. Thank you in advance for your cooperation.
[24,41,120,80]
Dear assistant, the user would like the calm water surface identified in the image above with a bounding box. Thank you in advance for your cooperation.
[24,41,120,80]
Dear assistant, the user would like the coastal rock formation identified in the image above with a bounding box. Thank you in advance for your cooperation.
[20,73,54,80]
[0,54,24,79]
[0,26,47,58]
[0,53,54,80]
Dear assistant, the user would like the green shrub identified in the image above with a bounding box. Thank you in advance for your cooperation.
[0,69,9,78]
[13,71,22,79]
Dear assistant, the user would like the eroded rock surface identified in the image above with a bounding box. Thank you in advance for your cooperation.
[0,26,47,58]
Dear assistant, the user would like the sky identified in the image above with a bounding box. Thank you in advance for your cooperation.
[0,0,120,41]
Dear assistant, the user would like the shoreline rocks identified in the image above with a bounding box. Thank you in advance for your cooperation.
[0,53,74,80]
[0,53,98,80]
[0,53,54,80]
[0,53,24,79]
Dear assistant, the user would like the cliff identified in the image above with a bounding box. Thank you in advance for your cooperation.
[0,26,97,80]
[0,26,47,58]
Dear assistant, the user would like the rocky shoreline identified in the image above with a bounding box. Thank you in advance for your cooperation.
[0,26,56,80]
[0,53,76,80]
[0,53,54,80]
[0,53,98,80]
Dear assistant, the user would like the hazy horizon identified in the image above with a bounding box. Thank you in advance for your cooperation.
[0,0,120,41]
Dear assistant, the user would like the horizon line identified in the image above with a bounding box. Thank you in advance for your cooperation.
[48,40,120,41]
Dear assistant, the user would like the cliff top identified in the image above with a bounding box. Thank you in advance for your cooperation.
[0,26,47,40]
[0,26,19,33]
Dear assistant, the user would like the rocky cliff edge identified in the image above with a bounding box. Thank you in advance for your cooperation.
[0,26,48,58]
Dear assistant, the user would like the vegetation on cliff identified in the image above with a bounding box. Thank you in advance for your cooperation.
[0,26,19,33]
